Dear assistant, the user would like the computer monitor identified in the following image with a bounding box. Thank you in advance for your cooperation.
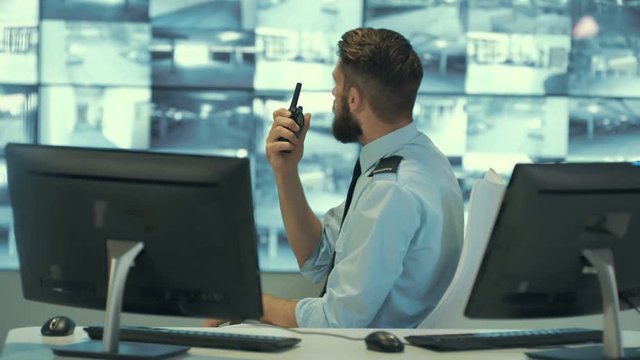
[465,162,640,360]
[6,143,262,359]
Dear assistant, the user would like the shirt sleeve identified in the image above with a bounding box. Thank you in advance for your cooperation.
[296,180,421,327]
[298,202,344,283]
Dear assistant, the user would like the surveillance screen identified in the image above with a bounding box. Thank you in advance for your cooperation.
[413,95,467,159]
[568,97,640,162]
[150,89,258,156]
[569,0,640,98]
[41,0,149,22]
[150,0,250,30]
[465,1,571,95]
[151,28,255,89]
[468,0,571,35]
[0,0,39,84]
[0,159,7,207]
[364,0,467,94]
[463,96,568,179]
[254,0,362,91]
[39,85,151,149]
[0,195,17,269]
[0,85,37,154]
[0,84,35,269]
[466,32,571,95]
[40,21,151,86]
[0,0,38,25]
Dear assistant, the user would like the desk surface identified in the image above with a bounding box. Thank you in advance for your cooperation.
[3,326,640,360]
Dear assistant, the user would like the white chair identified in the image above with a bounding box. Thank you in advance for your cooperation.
[418,169,506,329]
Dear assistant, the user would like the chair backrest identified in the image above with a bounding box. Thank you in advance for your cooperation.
[418,169,506,329]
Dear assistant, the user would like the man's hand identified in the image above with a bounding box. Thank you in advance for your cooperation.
[201,318,227,327]
[202,294,299,328]
[265,108,311,175]
[260,294,299,328]
[201,319,242,327]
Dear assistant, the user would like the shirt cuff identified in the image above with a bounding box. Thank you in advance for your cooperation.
[295,297,329,328]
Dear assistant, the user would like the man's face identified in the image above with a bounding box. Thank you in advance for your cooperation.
[331,65,362,144]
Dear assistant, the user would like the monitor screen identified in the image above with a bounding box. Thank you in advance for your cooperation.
[6,143,262,320]
[466,162,640,320]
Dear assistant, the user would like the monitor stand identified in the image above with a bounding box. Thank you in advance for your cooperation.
[527,248,640,360]
[51,240,189,360]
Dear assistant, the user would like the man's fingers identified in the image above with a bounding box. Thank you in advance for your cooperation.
[266,139,297,153]
[268,126,298,145]
[202,318,226,327]
[298,113,312,141]
[272,108,290,120]
[272,115,301,134]
[268,108,309,154]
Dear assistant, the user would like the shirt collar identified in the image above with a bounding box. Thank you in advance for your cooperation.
[359,121,418,173]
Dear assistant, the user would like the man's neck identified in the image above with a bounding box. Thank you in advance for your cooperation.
[358,115,412,145]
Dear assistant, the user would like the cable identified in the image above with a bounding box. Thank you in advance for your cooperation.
[244,322,365,341]
[282,327,365,341]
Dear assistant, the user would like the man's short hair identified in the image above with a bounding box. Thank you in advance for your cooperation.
[337,28,423,123]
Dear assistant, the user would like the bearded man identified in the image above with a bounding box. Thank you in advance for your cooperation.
[207,27,464,328]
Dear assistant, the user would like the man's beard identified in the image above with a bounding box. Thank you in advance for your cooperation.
[332,95,362,144]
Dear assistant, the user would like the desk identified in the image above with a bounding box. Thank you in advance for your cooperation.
[3,326,640,360]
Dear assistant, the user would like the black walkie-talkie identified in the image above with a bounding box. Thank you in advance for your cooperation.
[278,83,304,146]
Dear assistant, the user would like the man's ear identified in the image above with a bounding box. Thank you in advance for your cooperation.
[348,85,365,113]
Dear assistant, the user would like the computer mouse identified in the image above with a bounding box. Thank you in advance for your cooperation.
[365,331,405,353]
[41,316,76,337]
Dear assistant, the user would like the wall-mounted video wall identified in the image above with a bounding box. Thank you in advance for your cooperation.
[1,0,639,271]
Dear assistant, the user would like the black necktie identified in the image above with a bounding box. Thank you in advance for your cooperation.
[341,159,361,228]
[321,159,361,296]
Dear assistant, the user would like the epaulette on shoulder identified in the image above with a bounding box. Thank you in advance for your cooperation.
[368,155,403,177]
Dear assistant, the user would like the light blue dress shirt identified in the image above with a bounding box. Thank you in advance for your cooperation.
[295,122,464,328]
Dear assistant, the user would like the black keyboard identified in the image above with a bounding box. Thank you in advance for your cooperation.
[405,328,602,352]
[84,325,301,352]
